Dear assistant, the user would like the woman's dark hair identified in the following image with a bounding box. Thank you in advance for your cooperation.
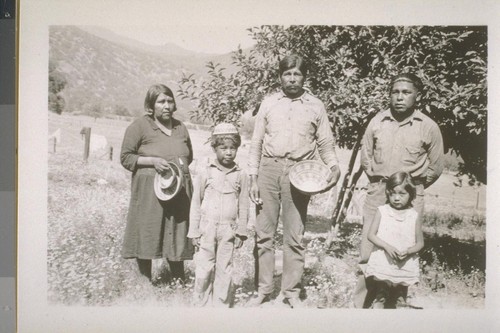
[278,54,308,76]
[144,84,177,113]
[390,73,423,92]
[385,171,417,206]
[210,133,241,149]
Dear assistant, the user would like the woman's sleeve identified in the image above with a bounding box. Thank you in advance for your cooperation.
[248,100,267,175]
[315,104,339,169]
[186,129,194,165]
[120,120,142,172]
[360,118,376,178]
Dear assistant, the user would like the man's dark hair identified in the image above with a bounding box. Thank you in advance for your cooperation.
[390,73,423,92]
[279,54,308,76]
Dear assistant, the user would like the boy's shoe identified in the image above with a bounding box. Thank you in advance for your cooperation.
[284,297,304,309]
[371,299,385,309]
[246,294,271,307]
[396,296,423,309]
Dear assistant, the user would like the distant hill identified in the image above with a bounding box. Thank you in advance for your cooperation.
[49,25,238,120]
[78,26,221,59]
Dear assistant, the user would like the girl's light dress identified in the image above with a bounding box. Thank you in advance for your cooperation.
[365,204,420,286]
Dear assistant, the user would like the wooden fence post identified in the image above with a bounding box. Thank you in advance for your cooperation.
[80,127,91,162]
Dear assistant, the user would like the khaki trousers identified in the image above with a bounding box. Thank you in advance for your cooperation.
[254,157,310,299]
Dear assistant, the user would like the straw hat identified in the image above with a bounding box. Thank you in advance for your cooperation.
[153,162,183,201]
[212,123,239,135]
[289,160,332,195]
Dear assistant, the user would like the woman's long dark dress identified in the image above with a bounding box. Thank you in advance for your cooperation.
[120,115,194,260]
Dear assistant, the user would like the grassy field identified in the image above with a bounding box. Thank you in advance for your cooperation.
[48,113,486,308]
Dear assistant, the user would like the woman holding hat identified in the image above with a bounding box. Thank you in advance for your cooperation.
[120,84,194,282]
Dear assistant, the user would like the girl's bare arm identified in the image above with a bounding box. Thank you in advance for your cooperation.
[367,209,399,260]
[406,214,424,255]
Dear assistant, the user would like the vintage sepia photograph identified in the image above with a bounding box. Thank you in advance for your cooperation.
[18,0,499,332]
[46,24,487,309]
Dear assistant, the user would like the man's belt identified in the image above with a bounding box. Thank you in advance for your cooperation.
[370,176,426,186]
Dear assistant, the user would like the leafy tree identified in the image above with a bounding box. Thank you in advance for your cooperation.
[178,25,487,184]
[48,60,67,114]
[48,93,66,115]
[84,102,103,121]
[113,104,131,117]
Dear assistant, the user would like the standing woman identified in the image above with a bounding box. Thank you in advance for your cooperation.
[120,84,194,282]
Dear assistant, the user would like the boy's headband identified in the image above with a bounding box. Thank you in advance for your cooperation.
[391,75,422,91]
[393,78,416,85]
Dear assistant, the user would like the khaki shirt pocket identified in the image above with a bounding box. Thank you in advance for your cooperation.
[296,111,316,139]
[403,144,421,164]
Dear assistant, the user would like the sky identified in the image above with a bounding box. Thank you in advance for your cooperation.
[105,25,257,55]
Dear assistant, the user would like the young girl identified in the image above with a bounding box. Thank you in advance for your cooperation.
[365,171,424,309]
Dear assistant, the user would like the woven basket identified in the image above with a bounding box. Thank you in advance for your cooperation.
[289,160,332,195]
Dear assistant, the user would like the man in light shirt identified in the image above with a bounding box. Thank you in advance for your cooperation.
[248,54,341,308]
[354,73,445,308]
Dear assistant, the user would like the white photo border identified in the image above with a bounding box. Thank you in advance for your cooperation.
[18,0,500,332]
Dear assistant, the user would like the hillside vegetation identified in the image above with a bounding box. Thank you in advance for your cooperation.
[49,26,236,118]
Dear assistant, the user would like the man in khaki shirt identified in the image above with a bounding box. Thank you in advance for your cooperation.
[248,54,340,307]
[354,73,444,308]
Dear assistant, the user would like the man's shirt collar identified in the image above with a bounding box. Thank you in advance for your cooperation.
[381,109,424,126]
[277,90,311,102]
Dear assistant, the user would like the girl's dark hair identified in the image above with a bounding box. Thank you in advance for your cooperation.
[278,54,308,76]
[385,171,417,206]
[144,84,177,113]
[210,133,241,148]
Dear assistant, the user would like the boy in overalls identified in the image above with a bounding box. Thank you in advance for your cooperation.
[188,123,249,307]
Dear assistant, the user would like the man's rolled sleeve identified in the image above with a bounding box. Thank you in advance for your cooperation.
[315,108,338,169]
[424,123,445,187]
[248,103,267,175]
[360,120,375,178]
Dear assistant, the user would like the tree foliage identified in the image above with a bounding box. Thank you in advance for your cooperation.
[178,25,487,184]
[113,104,132,117]
[48,60,67,114]
[84,101,103,120]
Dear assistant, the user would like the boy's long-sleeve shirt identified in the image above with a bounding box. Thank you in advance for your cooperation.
[188,160,249,238]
